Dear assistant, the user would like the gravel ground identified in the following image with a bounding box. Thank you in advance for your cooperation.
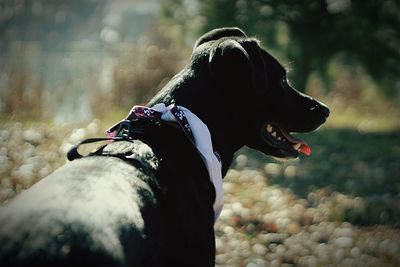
[216,167,400,267]
[0,121,399,267]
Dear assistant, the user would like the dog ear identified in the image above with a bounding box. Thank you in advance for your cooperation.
[195,27,246,48]
[240,40,268,93]
[209,39,251,80]
[209,39,267,94]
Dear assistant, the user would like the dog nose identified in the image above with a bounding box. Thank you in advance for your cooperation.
[310,102,330,118]
[320,103,330,118]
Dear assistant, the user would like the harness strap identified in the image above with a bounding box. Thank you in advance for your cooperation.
[67,137,123,161]
[67,116,155,161]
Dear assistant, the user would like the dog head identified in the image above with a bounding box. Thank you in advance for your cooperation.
[195,27,329,159]
[149,27,329,167]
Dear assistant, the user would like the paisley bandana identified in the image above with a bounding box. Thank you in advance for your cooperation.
[106,103,224,221]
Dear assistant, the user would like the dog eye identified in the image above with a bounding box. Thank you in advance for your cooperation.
[280,78,287,87]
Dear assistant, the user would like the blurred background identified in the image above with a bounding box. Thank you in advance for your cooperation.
[0,0,399,266]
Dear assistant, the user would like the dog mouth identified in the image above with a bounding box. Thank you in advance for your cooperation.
[260,123,311,158]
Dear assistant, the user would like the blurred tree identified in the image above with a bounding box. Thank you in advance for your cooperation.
[167,0,400,95]
[160,0,206,47]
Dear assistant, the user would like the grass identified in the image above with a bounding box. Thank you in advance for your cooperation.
[325,105,400,132]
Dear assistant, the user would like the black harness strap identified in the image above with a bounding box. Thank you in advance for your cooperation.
[67,118,151,161]
[67,137,124,161]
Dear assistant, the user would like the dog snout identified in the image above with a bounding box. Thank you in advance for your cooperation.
[310,102,330,118]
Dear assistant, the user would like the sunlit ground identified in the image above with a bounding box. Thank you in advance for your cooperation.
[0,97,399,266]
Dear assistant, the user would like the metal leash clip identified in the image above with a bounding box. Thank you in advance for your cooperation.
[113,120,134,139]
[112,119,146,140]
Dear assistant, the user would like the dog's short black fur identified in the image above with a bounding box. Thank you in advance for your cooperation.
[0,28,329,267]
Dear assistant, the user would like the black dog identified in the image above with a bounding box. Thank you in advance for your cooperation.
[0,28,329,267]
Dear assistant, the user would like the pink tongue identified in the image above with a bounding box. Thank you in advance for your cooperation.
[280,129,311,156]
[299,144,311,156]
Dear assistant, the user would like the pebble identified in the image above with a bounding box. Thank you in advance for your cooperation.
[13,164,35,181]
[59,142,74,155]
[245,262,258,267]
[235,154,247,169]
[275,244,286,256]
[252,243,267,256]
[23,129,42,145]
[219,208,232,220]
[231,202,243,215]
[86,119,100,134]
[334,226,354,237]
[298,255,318,267]
[222,182,234,194]
[334,249,345,263]
[69,128,86,143]
[253,258,266,266]
[215,253,227,264]
[286,222,301,234]
[264,163,281,176]
[350,247,361,258]
[225,169,240,180]
[335,236,354,248]
[269,259,280,267]
[283,165,297,179]
[223,226,235,236]
[342,257,354,267]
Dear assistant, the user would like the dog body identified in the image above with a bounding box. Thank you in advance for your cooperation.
[0,28,329,267]
[0,129,215,266]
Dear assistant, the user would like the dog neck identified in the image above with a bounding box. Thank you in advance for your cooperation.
[148,101,244,177]
[105,103,225,219]
[147,68,250,175]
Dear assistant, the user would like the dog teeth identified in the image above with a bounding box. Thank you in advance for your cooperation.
[266,124,282,141]
[292,143,301,150]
